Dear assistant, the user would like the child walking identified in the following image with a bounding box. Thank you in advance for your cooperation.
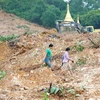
[61,47,74,76]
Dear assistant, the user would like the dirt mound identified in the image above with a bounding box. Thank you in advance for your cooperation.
[0,42,13,64]
[0,33,100,99]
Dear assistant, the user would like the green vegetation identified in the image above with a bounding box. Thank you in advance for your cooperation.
[76,58,87,66]
[72,44,84,52]
[80,10,100,29]
[43,85,85,99]
[49,86,60,94]
[0,34,18,42]
[24,30,39,35]
[0,70,6,80]
[66,88,80,97]
[17,25,29,29]
[42,92,50,100]
[0,0,100,28]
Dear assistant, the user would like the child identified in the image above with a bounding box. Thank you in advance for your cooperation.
[44,44,53,67]
[62,47,74,76]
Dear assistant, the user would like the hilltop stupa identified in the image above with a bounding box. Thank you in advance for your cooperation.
[55,1,83,33]
[64,3,74,22]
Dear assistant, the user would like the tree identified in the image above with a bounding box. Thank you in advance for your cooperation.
[44,0,66,11]
[29,0,46,24]
[41,10,56,27]
[41,5,61,27]
[47,5,61,19]
[80,10,100,28]
[0,0,100,28]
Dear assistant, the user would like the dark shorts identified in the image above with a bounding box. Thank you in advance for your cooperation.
[44,57,51,67]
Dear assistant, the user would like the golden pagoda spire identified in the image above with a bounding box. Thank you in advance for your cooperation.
[64,3,74,22]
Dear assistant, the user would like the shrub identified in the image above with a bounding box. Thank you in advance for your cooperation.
[0,70,6,80]
[76,58,86,66]
[0,34,17,42]
[72,44,84,52]
[42,92,50,100]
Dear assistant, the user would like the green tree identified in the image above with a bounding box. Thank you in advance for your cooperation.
[29,0,46,24]
[47,5,61,19]
[80,10,100,28]
[44,0,66,11]
[0,0,100,28]
[41,5,61,27]
[41,10,56,27]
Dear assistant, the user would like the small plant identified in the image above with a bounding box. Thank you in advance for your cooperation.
[66,88,80,98]
[48,85,65,96]
[72,44,84,52]
[24,30,39,35]
[60,86,65,96]
[24,29,32,35]
[76,58,86,66]
[81,85,86,90]
[42,85,85,99]
[42,63,47,67]
[50,86,60,94]
[0,70,6,80]
[42,92,50,100]
[17,25,29,29]
[67,88,75,94]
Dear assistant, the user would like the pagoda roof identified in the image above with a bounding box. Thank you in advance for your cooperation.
[64,3,74,22]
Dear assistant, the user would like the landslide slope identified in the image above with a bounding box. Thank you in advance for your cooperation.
[0,10,49,36]
[0,10,100,100]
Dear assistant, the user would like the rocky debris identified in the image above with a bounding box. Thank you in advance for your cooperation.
[0,33,100,99]
[0,10,100,99]
[0,42,13,65]
[0,32,100,99]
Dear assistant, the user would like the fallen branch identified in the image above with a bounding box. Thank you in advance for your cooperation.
[88,38,99,48]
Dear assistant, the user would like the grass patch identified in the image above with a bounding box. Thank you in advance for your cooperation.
[76,58,86,66]
[17,25,39,35]
[0,34,18,42]
[17,25,29,29]
[24,30,39,35]
[43,92,50,100]
[0,70,6,80]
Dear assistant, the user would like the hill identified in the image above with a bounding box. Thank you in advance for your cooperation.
[0,11,100,100]
[1,0,100,28]
[0,10,49,36]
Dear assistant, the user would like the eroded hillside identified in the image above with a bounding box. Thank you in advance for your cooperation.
[0,10,49,36]
[0,11,100,100]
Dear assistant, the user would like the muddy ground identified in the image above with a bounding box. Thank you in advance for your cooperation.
[0,10,100,100]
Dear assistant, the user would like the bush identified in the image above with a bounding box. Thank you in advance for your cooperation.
[0,70,6,80]
[72,44,84,52]
[76,58,86,66]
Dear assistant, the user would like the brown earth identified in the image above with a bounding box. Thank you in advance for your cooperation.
[0,10,55,36]
[0,10,100,100]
